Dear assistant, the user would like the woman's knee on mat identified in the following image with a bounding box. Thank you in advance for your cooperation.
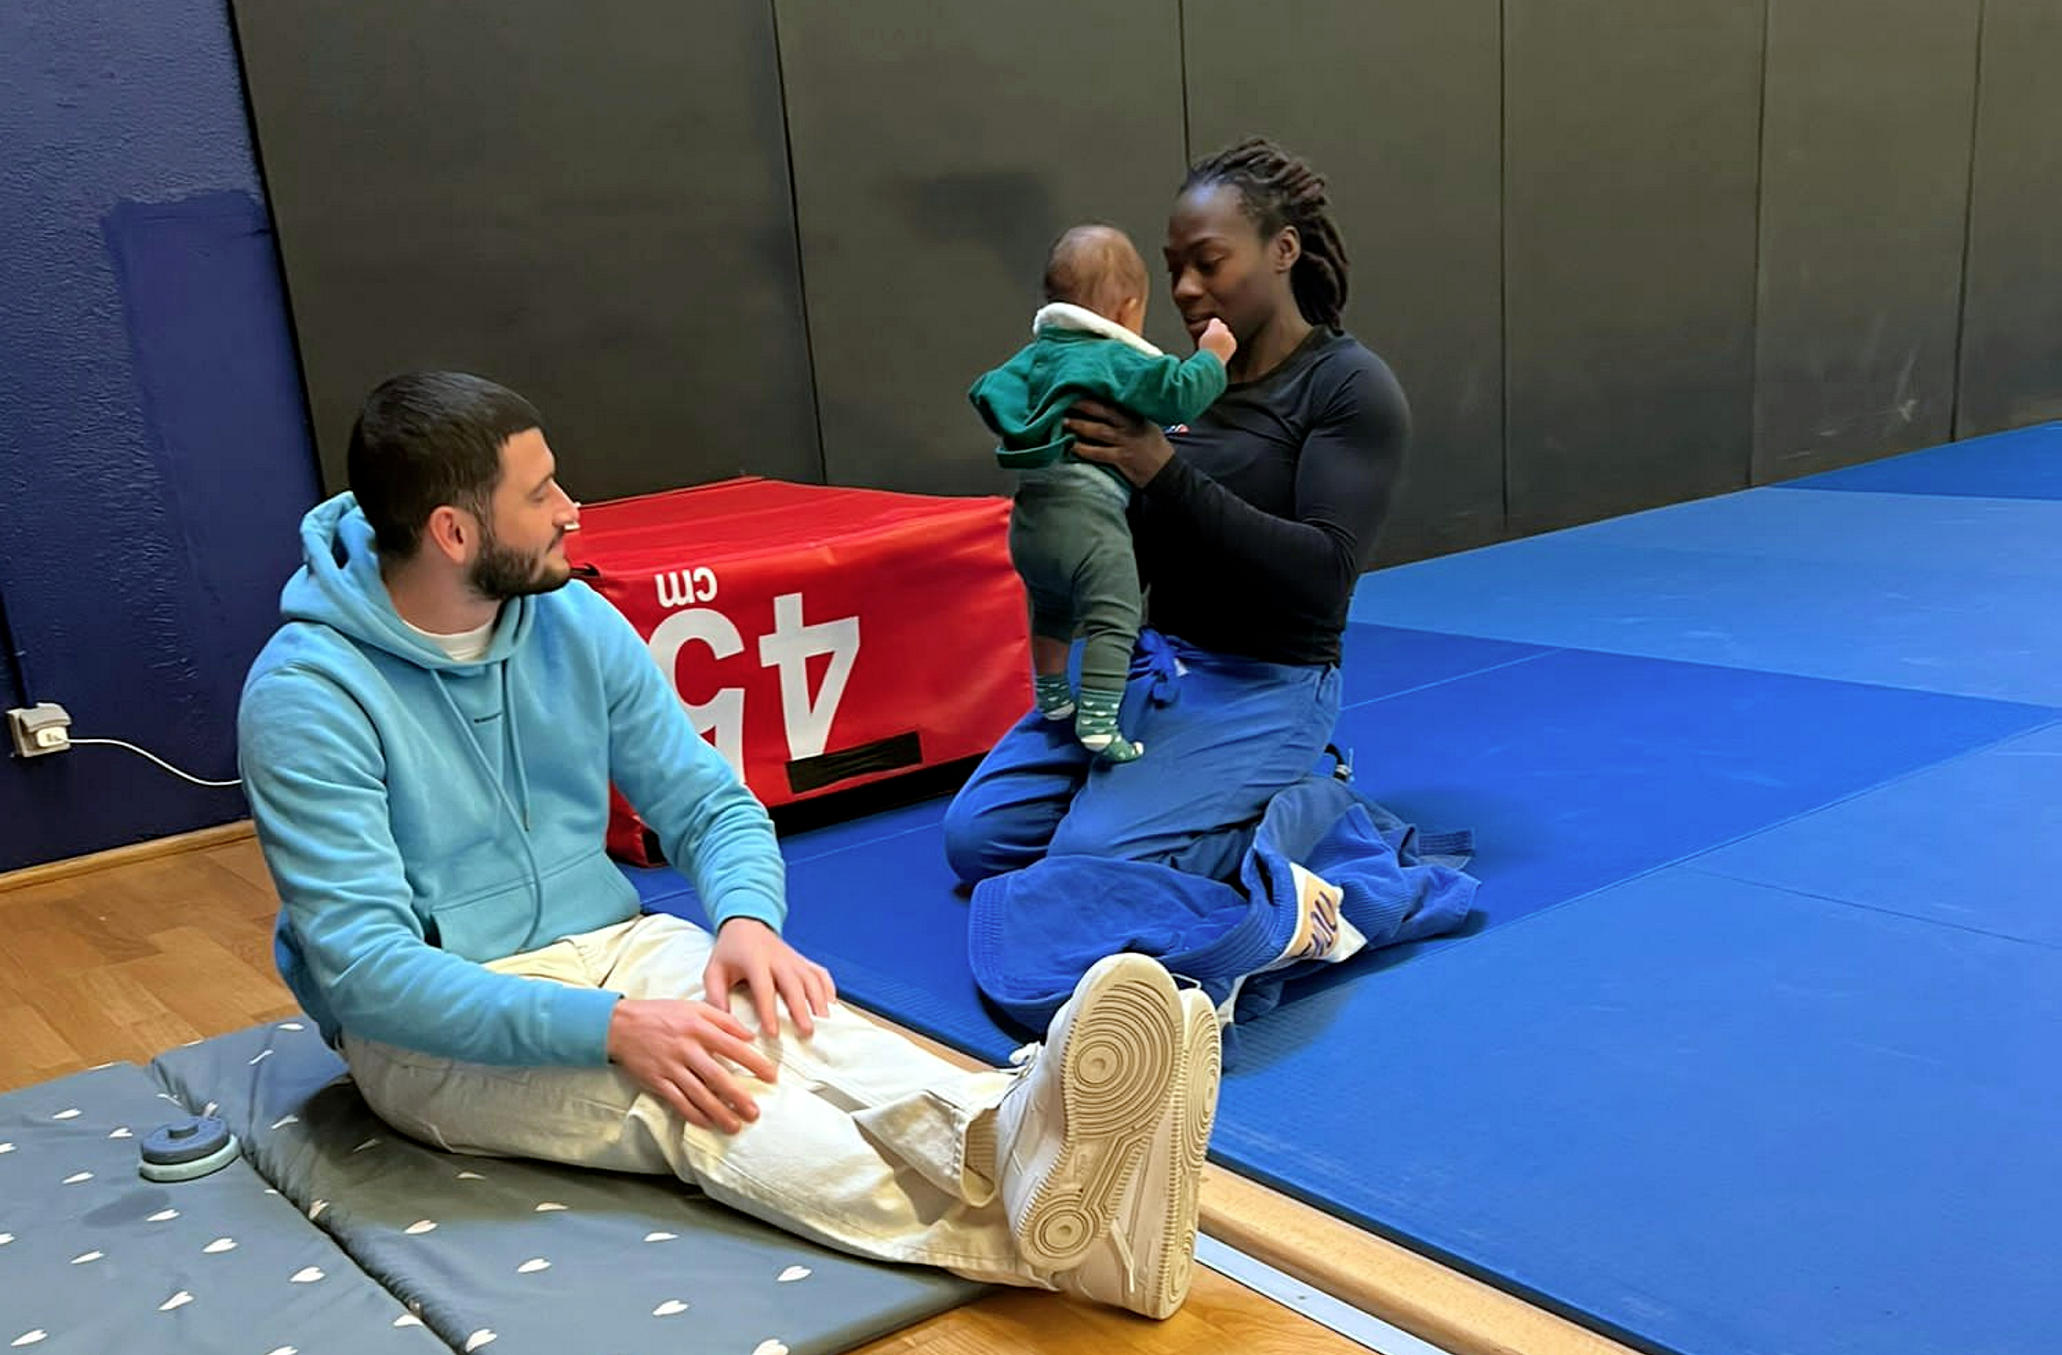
[943,794,1043,885]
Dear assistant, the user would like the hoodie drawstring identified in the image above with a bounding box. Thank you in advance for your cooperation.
[501,662,535,832]
[429,665,549,952]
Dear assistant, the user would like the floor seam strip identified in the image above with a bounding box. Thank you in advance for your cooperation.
[1678,862,2062,952]
[1337,647,1563,714]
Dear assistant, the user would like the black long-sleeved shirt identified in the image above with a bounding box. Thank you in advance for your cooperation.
[1132,327,1408,666]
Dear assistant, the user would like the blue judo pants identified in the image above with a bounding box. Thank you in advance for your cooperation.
[943,630,1343,885]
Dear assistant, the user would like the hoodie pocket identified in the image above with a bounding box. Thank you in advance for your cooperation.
[424,883,539,963]
[422,851,630,962]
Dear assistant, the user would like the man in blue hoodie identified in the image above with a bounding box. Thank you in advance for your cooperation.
[237,372,1223,1319]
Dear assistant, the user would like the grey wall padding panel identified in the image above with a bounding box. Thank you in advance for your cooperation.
[1183,0,1504,565]
[1957,0,2062,437]
[232,0,820,501]
[230,2,2055,562]
[1503,1,1764,536]
[1753,0,1980,482]
[774,0,1187,496]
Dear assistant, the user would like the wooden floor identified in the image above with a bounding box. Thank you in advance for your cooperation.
[0,828,1373,1355]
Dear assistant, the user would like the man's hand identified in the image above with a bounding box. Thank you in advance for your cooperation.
[702,918,837,1039]
[607,997,777,1134]
[1199,317,1237,364]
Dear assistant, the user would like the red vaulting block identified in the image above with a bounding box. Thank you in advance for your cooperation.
[565,477,1031,861]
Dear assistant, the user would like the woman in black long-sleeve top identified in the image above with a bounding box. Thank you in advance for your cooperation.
[945,138,1408,886]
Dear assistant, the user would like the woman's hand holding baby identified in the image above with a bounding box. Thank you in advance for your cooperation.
[1065,399,1174,488]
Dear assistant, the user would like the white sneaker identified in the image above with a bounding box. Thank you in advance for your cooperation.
[1055,985,1223,1319]
[994,952,1183,1270]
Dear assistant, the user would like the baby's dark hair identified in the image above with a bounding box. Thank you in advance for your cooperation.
[1184,138,1348,329]
[1043,223,1149,320]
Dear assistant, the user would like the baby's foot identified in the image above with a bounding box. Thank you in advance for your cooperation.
[1080,731,1144,763]
[1075,688,1142,762]
[1035,674,1076,720]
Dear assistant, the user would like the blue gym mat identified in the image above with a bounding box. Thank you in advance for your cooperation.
[1346,487,2062,705]
[1216,866,2062,1355]
[1691,719,2062,949]
[1329,646,2050,929]
[1336,623,1549,708]
[1788,420,2062,499]
[627,424,2062,1355]
[632,633,2047,1056]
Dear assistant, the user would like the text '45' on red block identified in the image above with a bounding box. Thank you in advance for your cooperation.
[567,476,1032,849]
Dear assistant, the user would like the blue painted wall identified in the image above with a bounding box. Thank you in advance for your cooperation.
[0,0,320,872]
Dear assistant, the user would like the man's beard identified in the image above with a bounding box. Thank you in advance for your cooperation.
[468,522,571,601]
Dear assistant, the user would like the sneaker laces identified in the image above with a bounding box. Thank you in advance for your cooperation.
[1005,1042,1040,1083]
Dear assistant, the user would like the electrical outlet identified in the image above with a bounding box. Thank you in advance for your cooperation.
[6,702,72,758]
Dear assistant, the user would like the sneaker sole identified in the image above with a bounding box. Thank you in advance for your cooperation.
[1014,956,1182,1270]
[1139,991,1222,1319]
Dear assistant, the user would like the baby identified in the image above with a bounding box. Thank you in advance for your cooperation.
[969,224,1236,762]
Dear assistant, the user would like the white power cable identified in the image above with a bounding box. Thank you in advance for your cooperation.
[65,737,242,788]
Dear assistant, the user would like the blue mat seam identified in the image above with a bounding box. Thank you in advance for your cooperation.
[1767,485,2062,507]
[1354,603,2062,707]
[1336,647,1563,713]
[1335,708,2062,981]
[1679,861,2062,953]
[785,818,946,867]
[1765,482,2062,509]
[1666,708,2062,867]
[1378,523,2061,585]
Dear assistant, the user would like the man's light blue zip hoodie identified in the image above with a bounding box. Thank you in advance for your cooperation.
[238,493,785,1066]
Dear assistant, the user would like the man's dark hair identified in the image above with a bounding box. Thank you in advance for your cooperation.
[346,372,543,556]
